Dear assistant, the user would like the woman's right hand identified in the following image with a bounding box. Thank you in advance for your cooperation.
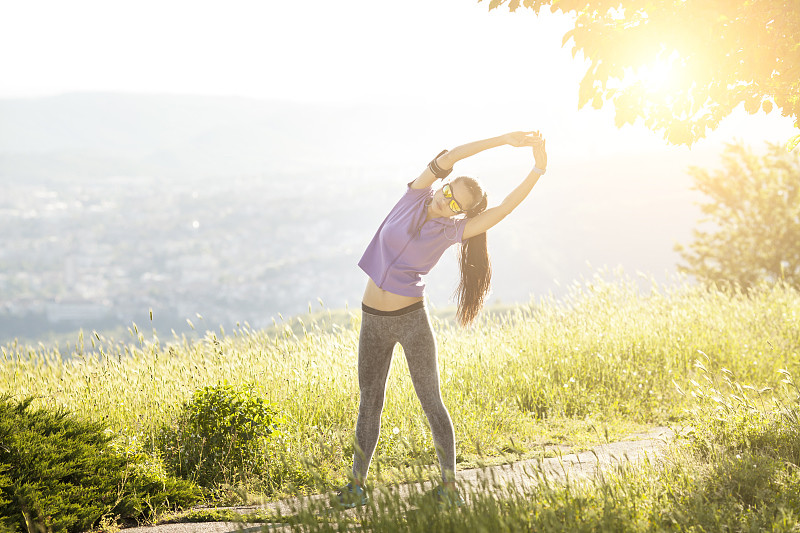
[532,136,547,170]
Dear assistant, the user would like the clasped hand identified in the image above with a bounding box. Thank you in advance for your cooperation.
[504,131,547,170]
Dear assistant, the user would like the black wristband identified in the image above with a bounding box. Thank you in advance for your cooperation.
[428,149,453,180]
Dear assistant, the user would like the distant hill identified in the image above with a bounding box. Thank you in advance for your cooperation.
[0,93,446,181]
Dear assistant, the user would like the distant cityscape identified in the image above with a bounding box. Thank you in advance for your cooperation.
[0,164,699,346]
[0,170,391,343]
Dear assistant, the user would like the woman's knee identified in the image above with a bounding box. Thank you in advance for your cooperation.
[419,395,450,422]
[358,386,387,411]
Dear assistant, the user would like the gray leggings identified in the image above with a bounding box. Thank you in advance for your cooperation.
[352,302,456,483]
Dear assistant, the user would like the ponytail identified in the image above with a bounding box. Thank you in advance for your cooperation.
[453,177,491,327]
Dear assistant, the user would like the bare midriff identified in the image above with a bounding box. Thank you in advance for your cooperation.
[362,278,423,311]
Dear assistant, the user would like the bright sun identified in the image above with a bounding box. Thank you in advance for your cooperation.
[635,61,672,91]
[624,53,682,95]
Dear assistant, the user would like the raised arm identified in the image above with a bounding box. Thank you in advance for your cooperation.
[410,132,538,190]
[462,137,548,240]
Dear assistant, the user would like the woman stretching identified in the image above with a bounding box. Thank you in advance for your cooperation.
[338,131,548,507]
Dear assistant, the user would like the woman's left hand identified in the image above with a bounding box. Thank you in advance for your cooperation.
[504,131,541,147]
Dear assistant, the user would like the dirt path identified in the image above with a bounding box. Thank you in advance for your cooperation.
[120,426,675,533]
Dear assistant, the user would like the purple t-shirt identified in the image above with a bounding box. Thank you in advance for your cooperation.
[358,184,468,297]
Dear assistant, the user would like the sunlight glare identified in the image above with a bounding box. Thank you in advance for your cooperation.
[636,61,671,91]
[622,50,684,98]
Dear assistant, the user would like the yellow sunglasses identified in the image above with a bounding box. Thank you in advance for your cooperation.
[442,183,464,214]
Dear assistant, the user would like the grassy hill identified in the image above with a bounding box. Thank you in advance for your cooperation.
[3,273,798,491]
[3,273,800,530]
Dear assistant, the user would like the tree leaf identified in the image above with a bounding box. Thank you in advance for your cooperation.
[561,28,575,47]
[578,73,595,108]
[744,95,761,114]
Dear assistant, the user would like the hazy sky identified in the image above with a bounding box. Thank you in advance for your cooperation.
[2,0,798,317]
[1,0,796,152]
[1,0,575,103]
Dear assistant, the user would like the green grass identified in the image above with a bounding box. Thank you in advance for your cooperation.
[278,361,800,532]
[2,271,799,523]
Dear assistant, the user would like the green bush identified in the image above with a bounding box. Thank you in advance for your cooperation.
[0,396,200,533]
[159,381,280,488]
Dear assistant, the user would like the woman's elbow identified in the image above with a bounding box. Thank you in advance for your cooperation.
[435,152,455,170]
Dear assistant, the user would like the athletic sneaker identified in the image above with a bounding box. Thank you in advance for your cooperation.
[335,482,368,508]
[430,485,465,508]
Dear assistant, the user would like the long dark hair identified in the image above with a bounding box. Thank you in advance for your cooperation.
[453,176,491,326]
